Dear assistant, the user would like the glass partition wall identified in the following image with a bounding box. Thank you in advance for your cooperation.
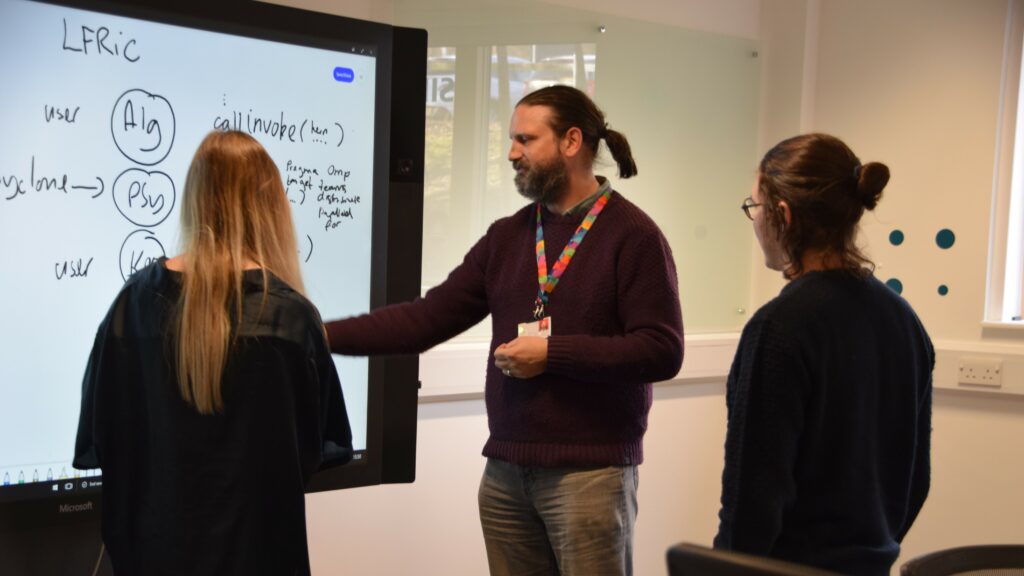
[404,0,761,337]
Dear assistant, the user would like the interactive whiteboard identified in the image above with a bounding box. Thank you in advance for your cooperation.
[0,0,387,498]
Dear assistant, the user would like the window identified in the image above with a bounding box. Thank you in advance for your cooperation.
[421,43,597,342]
[989,0,1024,323]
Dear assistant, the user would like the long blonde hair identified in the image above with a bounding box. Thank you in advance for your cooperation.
[176,130,304,414]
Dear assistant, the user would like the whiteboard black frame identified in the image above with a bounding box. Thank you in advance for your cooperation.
[0,0,424,533]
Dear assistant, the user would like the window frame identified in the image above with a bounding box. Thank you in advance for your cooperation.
[987,0,1024,324]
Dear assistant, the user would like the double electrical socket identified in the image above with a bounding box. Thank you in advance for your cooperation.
[958,357,1003,388]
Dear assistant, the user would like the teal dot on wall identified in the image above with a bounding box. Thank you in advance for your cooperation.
[889,230,905,246]
[886,278,904,294]
[938,285,949,296]
[936,229,956,249]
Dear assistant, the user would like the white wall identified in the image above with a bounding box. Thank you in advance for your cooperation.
[275,0,1024,574]
[261,0,761,38]
[539,0,761,40]
[261,0,395,24]
[306,384,729,576]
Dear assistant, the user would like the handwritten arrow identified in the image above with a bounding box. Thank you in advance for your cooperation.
[71,176,105,199]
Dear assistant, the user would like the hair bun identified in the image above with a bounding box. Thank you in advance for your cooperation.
[856,161,889,210]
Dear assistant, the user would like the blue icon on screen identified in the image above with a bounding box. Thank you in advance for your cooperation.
[333,67,355,82]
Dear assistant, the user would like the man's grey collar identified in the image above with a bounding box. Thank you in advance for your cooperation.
[562,176,611,216]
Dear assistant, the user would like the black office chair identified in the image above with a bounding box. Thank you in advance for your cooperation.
[900,545,1024,575]
[666,542,840,576]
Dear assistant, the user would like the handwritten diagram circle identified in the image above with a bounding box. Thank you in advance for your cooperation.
[112,169,176,227]
[111,89,176,166]
[119,229,166,281]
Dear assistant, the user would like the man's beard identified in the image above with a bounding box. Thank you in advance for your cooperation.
[513,157,568,204]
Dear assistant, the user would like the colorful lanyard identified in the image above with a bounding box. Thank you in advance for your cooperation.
[533,187,612,319]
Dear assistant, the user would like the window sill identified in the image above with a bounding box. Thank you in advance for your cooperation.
[982,320,1024,333]
[415,333,1024,401]
[417,332,740,402]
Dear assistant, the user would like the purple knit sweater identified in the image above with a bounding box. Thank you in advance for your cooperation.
[325,189,684,467]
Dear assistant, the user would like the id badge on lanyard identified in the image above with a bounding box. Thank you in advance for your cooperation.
[527,187,611,338]
[518,316,552,338]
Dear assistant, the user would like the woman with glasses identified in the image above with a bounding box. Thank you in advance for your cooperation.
[714,133,933,576]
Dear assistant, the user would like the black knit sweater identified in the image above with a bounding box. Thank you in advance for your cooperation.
[715,270,933,576]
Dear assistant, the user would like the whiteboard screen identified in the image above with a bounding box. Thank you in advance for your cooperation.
[0,0,379,495]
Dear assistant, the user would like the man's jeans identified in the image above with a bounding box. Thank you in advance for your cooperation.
[478,458,638,576]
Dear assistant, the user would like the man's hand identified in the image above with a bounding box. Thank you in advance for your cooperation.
[494,336,548,379]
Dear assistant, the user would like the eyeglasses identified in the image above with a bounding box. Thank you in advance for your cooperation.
[741,196,762,220]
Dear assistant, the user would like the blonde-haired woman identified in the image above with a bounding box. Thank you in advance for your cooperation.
[74,130,352,576]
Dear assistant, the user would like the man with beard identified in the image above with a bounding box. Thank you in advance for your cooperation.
[325,85,683,576]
